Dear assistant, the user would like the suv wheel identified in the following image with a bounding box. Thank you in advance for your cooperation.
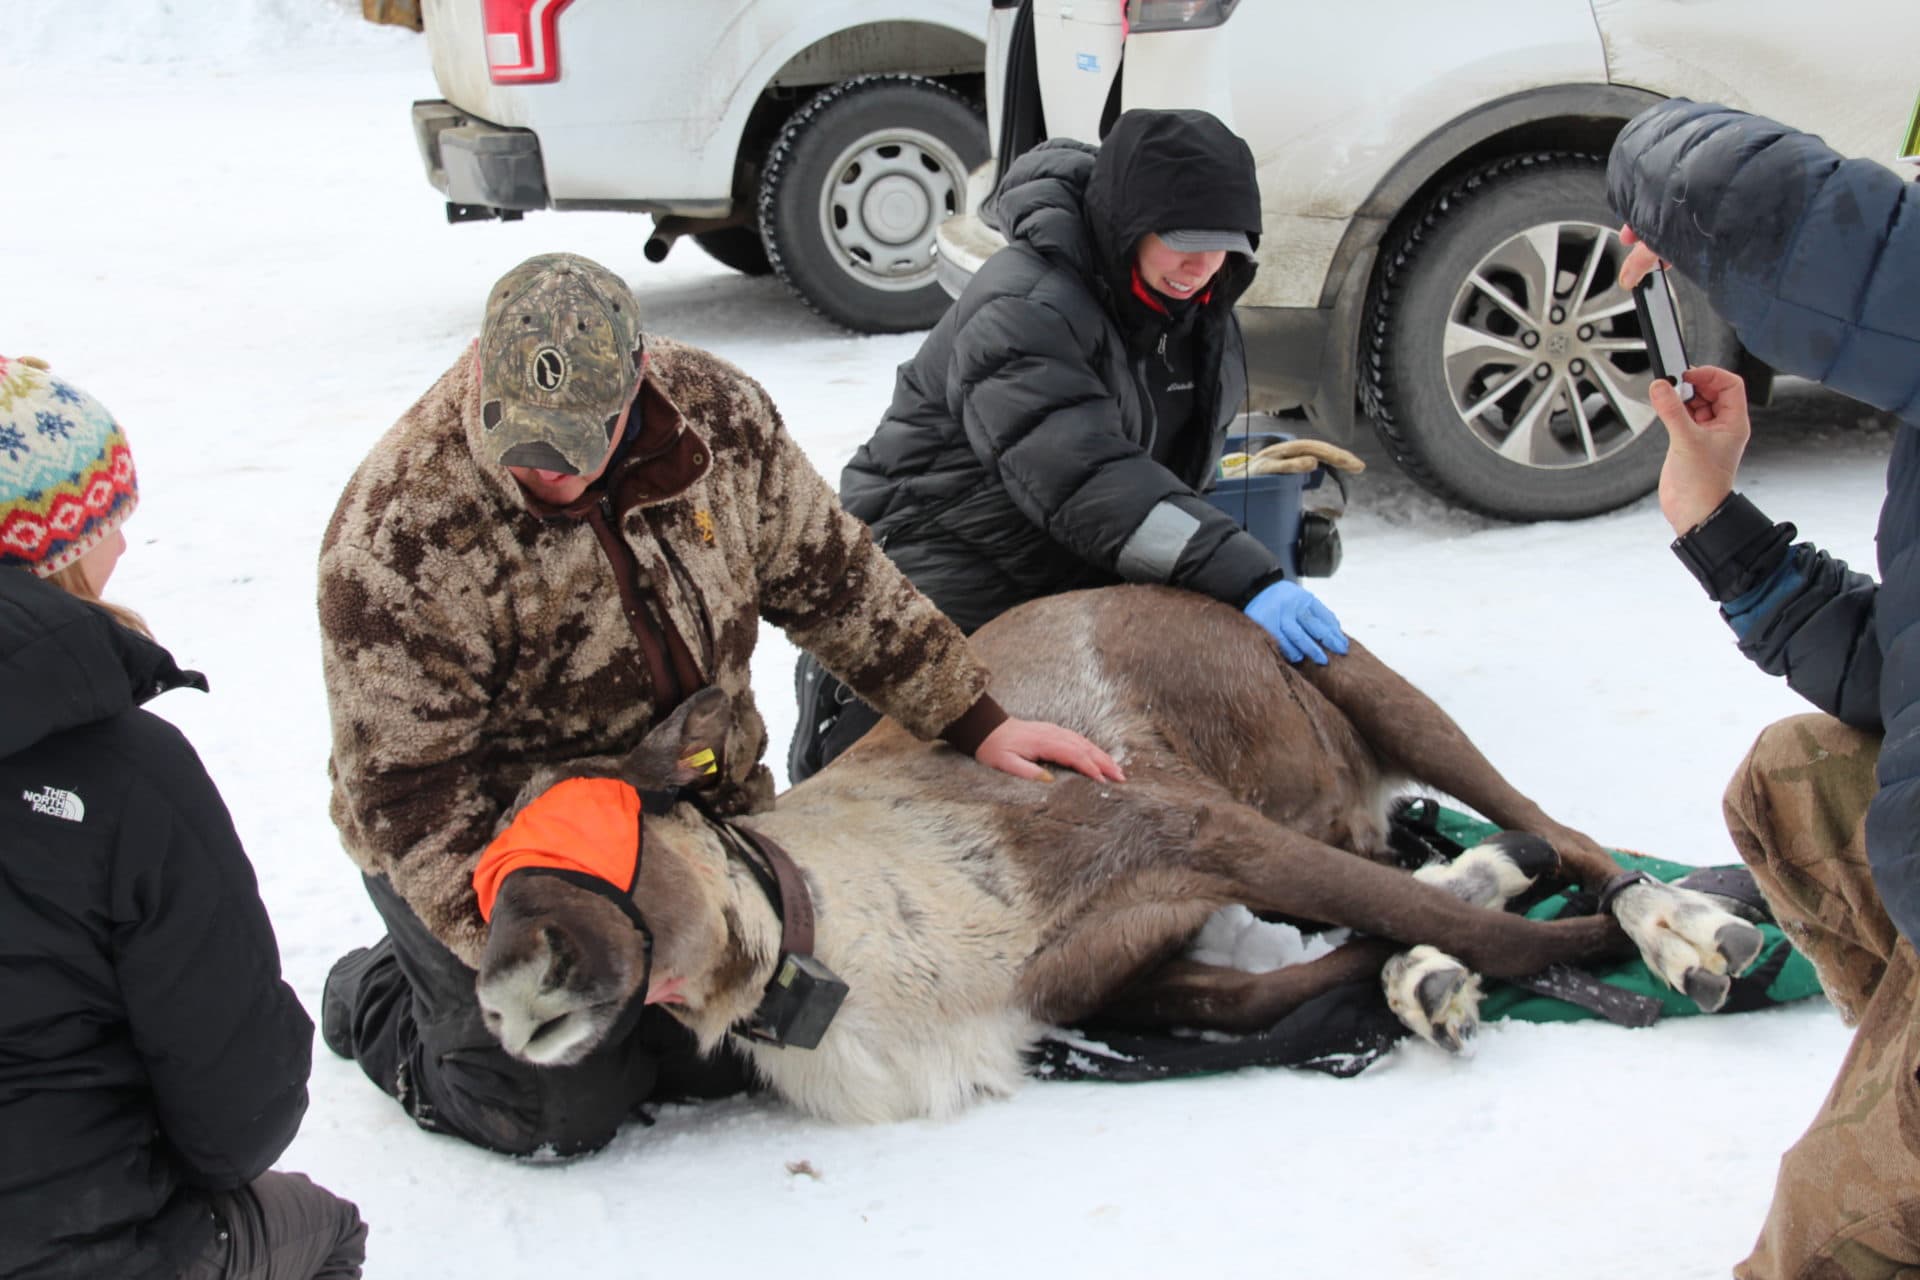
[760,74,987,333]
[693,227,773,277]
[1362,153,1736,520]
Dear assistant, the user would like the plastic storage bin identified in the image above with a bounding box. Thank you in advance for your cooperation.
[1203,432,1341,578]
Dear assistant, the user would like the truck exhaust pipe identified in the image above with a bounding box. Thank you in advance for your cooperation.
[645,213,750,263]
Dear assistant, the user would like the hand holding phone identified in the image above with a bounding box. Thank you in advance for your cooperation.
[1632,266,1695,403]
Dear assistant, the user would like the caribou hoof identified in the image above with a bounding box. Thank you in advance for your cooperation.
[1383,945,1483,1054]
[1608,879,1766,1013]
[1413,833,1552,909]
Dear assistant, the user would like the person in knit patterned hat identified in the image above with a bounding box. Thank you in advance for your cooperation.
[0,353,138,589]
[0,355,369,1280]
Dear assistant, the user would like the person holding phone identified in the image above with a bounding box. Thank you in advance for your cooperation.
[1609,98,1920,1276]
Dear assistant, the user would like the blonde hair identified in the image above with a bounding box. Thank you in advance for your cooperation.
[43,560,151,639]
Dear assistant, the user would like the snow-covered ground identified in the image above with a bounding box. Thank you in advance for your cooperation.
[3,7,1894,1277]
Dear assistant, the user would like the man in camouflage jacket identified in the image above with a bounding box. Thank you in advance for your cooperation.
[317,253,1119,1157]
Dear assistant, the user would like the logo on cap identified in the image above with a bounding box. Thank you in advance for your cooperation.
[531,346,568,392]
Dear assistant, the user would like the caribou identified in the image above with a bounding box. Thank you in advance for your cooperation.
[473,585,1760,1123]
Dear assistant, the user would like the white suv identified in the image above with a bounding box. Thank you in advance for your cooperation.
[409,0,990,332]
[939,0,1920,519]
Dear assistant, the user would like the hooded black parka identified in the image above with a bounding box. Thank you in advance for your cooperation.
[0,570,312,1280]
[839,109,1280,635]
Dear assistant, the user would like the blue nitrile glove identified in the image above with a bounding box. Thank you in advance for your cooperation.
[1243,580,1348,665]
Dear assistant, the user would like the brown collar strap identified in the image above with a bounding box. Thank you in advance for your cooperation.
[717,820,816,959]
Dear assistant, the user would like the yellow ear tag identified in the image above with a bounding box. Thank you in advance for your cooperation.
[681,747,718,776]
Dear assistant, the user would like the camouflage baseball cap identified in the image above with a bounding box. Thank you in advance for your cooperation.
[478,253,644,475]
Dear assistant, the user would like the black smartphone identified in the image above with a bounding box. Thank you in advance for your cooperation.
[1632,266,1695,403]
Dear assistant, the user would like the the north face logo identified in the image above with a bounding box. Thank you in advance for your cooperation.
[23,786,84,821]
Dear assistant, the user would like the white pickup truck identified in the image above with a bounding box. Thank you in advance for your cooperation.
[408,0,989,332]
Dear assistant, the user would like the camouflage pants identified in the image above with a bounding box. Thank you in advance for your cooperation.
[1724,713,1920,1279]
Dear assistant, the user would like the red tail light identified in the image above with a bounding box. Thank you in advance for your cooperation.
[483,0,577,84]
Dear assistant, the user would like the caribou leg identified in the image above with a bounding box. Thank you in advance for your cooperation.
[1186,799,1622,982]
[1026,822,1603,1047]
[1294,641,1618,887]
[1020,795,1617,1024]
[1017,888,1232,1027]
[1095,942,1398,1033]
[1062,842,1549,1049]
[1297,643,1762,1008]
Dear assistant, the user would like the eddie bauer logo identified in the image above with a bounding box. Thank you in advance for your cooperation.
[23,786,85,822]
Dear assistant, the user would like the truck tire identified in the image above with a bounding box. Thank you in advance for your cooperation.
[693,227,773,277]
[1361,153,1737,521]
[760,75,986,333]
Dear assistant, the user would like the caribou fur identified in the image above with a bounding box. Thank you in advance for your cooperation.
[476,586,1761,1122]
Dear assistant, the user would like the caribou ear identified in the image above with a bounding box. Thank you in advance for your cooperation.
[625,687,734,789]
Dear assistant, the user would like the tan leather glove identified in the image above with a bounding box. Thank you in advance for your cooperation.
[1246,438,1367,477]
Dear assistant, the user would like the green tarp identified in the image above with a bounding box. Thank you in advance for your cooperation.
[1424,807,1827,1022]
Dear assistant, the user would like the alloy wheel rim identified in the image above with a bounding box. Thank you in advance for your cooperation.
[1441,220,1663,470]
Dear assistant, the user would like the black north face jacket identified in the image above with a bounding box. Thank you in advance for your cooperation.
[1609,100,1920,951]
[840,109,1278,635]
[0,571,312,1280]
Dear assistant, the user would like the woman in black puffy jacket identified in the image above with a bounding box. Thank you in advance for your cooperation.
[792,109,1346,780]
[0,355,366,1280]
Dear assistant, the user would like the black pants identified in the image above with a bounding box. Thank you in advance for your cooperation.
[788,653,883,785]
[178,1172,366,1280]
[324,874,750,1158]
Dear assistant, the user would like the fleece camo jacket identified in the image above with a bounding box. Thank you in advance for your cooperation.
[320,337,999,964]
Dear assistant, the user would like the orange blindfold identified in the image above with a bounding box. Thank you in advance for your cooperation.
[473,776,644,922]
